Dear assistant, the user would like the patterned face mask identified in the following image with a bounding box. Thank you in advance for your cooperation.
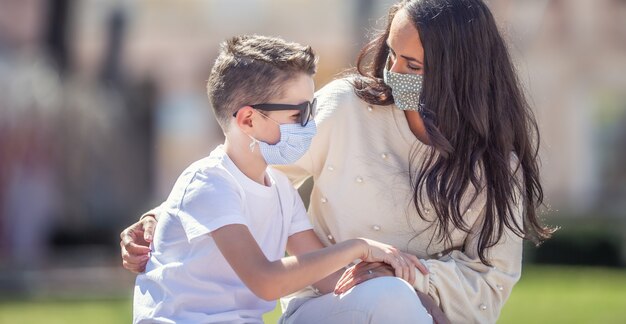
[383,55,424,112]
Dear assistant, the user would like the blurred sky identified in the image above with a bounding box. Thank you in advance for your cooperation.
[0,0,625,273]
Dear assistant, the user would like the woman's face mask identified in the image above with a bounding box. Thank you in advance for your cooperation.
[383,55,424,112]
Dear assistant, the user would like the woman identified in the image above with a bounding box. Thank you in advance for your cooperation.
[120,0,553,323]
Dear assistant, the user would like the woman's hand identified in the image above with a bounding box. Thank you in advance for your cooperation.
[120,215,157,273]
[334,262,394,294]
[357,238,428,289]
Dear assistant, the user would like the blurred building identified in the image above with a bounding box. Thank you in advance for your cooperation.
[497,0,626,216]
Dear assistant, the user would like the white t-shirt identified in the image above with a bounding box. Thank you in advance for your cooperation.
[133,145,312,324]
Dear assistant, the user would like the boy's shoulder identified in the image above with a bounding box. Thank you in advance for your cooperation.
[169,147,242,203]
[181,148,232,181]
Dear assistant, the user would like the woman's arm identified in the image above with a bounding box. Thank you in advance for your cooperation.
[212,225,416,301]
[410,204,524,323]
[333,203,523,324]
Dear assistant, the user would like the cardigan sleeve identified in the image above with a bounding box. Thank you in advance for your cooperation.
[412,197,524,324]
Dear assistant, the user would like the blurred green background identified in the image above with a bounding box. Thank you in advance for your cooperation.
[1,0,624,323]
[2,265,626,324]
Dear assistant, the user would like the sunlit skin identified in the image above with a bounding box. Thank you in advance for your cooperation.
[225,73,314,186]
[387,8,431,145]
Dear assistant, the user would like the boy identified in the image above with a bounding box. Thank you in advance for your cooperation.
[133,35,419,323]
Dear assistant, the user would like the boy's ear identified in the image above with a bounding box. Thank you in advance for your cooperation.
[235,106,255,129]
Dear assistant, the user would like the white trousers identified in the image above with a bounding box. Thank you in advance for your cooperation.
[279,277,433,324]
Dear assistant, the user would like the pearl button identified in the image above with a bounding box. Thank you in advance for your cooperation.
[327,165,334,171]
[437,252,443,258]
[372,225,381,231]
[496,284,504,291]
[367,106,373,112]
[321,197,328,203]
[425,208,431,214]
[467,208,473,213]
[356,176,363,183]
[327,234,334,240]
[479,304,487,311]
[381,153,388,159]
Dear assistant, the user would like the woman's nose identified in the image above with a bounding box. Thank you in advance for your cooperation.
[391,58,411,74]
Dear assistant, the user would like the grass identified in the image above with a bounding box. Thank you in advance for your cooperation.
[0,297,132,324]
[498,266,626,323]
[1,265,624,324]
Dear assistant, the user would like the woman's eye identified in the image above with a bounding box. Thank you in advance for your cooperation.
[408,65,421,71]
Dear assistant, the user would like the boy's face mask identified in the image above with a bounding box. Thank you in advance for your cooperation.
[250,111,317,165]
[383,55,424,112]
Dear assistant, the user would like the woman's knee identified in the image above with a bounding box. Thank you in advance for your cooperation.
[282,278,432,324]
[349,277,421,310]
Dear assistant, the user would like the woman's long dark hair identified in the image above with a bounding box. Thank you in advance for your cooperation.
[352,0,554,265]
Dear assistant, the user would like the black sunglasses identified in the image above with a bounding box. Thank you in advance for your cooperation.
[233,98,317,127]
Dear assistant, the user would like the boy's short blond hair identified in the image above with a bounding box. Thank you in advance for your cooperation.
[207,35,317,131]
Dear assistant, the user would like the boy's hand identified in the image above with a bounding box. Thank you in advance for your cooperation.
[120,215,157,273]
[358,238,427,285]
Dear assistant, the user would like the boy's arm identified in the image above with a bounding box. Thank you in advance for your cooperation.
[212,225,417,301]
[285,230,345,294]
[212,224,365,301]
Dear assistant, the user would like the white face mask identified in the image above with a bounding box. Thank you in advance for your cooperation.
[249,111,317,165]
[383,55,424,112]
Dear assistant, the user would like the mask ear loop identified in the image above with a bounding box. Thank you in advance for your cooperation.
[250,109,283,153]
[383,54,393,85]
[385,53,393,70]
[246,109,271,152]
[249,136,259,152]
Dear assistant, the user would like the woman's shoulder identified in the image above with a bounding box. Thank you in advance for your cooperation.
[316,77,355,96]
[314,77,365,119]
